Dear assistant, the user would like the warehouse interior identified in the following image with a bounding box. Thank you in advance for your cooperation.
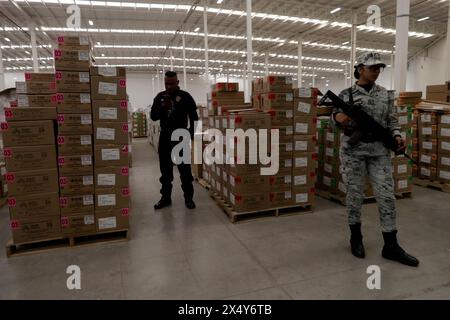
[0,0,450,300]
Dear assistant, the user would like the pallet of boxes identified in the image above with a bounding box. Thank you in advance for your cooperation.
[132,111,148,138]
[413,98,450,193]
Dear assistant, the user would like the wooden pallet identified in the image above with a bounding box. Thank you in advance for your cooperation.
[195,178,211,190]
[210,192,313,223]
[5,229,129,258]
[316,189,412,206]
[413,178,450,194]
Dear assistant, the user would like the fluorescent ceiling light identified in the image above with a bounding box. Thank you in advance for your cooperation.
[417,17,429,22]
[97,42,101,45]
[89,20,94,26]
[330,8,341,14]
[5,37,10,42]
[342,41,349,45]
[217,0,224,4]
[194,27,200,32]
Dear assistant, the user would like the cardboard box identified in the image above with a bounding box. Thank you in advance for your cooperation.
[226,111,270,130]
[95,187,130,210]
[55,71,91,93]
[294,116,317,135]
[292,152,318,173]
[261,92,294,109]
[94,145,130,168]
[90,76,127,100]
[292,171,316,189]
[211,91,244,100]
[61,211,96,235]
[96,208,130,232]
[57,114,93,134]
[16,81,57,95]
[397,113,412,126]
[268,190,294,207]
[57,134,93,155]
[438,139,450,155]
[293,98,318,116]
[418,124,437,139]
[17,94,58,108]
[291,135,316,154]
[6,169,58,196]
[291,186,315,206]
[10,215,62,245]
[4,145,57,172]
[262,76,293,92]
[438,124,450,139]
[24,73,55,82]
[90,66,127,77]
[392,157,412,177]
[213,82,239,92]
[323,161,339,178]
[92,100,129,122]
[227,163,262,176]
[95,166,129,190]
[59,174,94,196]
[426,93,449,103]
[228,174,270,193]
[4,107,57,121]
[419,139,438,154]
[228,192,270,212]
[269,174,292,192]
[419,153,438,167]
[438,155,450,171]
[252,94,261,109]
[217,105,252,116]
[395,177,412,193]
[419,112,438,126]
[56,93,92,114]
[54,49,90,71]
[419,165,437,180]
[58,154,93,175]
[294,87,321,98]
[1,120,55,148]
[438,169,450,183]
[8,192,59,219]
[94,122,129,145]
[426,84,449,93]
[266,109,294,127]
[271,126,294,143]
[399,91,422,98]
[439,114,450,125]
[60,194,94,214]
[57,35,90,51]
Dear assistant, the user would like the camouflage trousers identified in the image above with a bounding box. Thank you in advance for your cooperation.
[340,152,397,232]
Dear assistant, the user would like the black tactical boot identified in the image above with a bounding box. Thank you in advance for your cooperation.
[185,199,196,209]
[154,198,172,210]
[382,230,419,267]
[349,223,365,258]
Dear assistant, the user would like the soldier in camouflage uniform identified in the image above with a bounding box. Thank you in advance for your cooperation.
[332,52,419,267]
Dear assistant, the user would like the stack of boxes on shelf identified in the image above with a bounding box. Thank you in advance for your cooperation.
[4,73,60,244]
[426,83,450,103]
[91,66,131,232]
[197,104,209,129]
[132,112,148,138]
[315,116,331,190]
[55,36,95,236]
[148,120,160,150]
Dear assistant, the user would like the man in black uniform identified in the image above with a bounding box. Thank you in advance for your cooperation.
[151,71,198,210]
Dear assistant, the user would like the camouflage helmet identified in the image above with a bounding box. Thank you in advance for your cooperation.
[354,52,386,68]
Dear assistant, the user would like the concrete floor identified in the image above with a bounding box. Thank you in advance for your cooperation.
[0,139,449,300]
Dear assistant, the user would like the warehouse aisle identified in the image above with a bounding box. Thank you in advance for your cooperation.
[0,139,449,299]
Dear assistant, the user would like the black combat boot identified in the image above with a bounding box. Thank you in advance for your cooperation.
[382,230,419,267]
[154,197,172,210]
[349,223,365,258]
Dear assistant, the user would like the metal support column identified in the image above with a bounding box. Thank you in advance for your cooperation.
[246,0,253,103]
[394,0,410,92]
[297,37,303,88]
[182,33,187,90]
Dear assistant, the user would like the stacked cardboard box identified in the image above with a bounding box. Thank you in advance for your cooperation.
[54,36,96,236]
[148,120,161,150]
[197,104,209,128]
[315,117,331,189]
[426,83,450,103]
[207,82,245,117]
[3,73,60,244]
[91,66,130,232]
[132,112,148,137]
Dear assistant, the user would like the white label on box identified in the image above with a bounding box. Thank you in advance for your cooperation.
[1,166,6,175]
[83,175,93,186]
[216,181,220,190]
[421,154,431,164]
[421,114,431,123]
[97,174,115,186]
[98,217,117,230]
[83,195,94,205]
[202,109,208,118]
[442,157,450,166]
[286,93,293,102]
[222,171,227,181]
[99,107,118,120]
[80,93,91,104]
[98,67,117,77]
[441,128,450,137]
[80,135,92,145]
[294,175,307,186]
[285,159,292,167]
[99,82,117,96]
[398,164,407,174]
[229,176,235,187]
[286,126,293,135]
[285,191,292,199]
[84,214,95,225]
[326,148,334,157]
[4,184,8,193]
[81,114,92,124]
[222,118,227,128]
[16,82,26,93]
[296,193,308,203]
[398,180,408,189]
[441,115,450,124]
[81,155,92,166]
[17,95,29,107]
[442,141,450,151]
[215,119,220,128]
[295,141,308,151]
[97,127,115,140]
[98,194,116,207]
[398,116,408,125]
[326,132,334,142]
[78,51,89,61]
[296,123,309,134]
[401,132,407,141]
[230,194,235,205]
[422,127,432,135]
[423,141,433,150]
[284,176,292,183]
[79,36,89,45]
[286,110,293,118]
[439,170,450,180]
[79,72,90,83]
[323,176,331,187]
[295,157,308,167]
[299,88,311,98]
[421,167,431,176]
[102,148,120,161]
[325,163,332,173]
[339,182,347,193]
[298,102,311,114]
[286,143,293,152]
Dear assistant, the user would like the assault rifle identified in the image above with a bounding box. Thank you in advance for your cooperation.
[318,90,416,164]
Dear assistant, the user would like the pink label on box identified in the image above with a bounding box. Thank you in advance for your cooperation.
[10,220,20,230]
[1,122,9,131]
[120,100,128,109]
[122,187,130,197]
[58,136,65,145]
[57,115,65,123]
[4,109,13,119]
[121,145,129,154]
[59,177,68,186]
[52,95,58,103]
[121,167,129,176]
[56,94,64,102]
[59,197,68,207]
[58,36,64,44]
[25,73,32,81]
[121,124,128,132]
[54,49,62,58]
[55,72,62,80]
[6,173,15,183]
[61,217,69,227]
[8,198,16,207]
[3,148,12,158]
[122,208,130,217]
[119,79,126,87]
[58,157,65,166]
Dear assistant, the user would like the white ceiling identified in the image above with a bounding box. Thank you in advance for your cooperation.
[0,0,448,79]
